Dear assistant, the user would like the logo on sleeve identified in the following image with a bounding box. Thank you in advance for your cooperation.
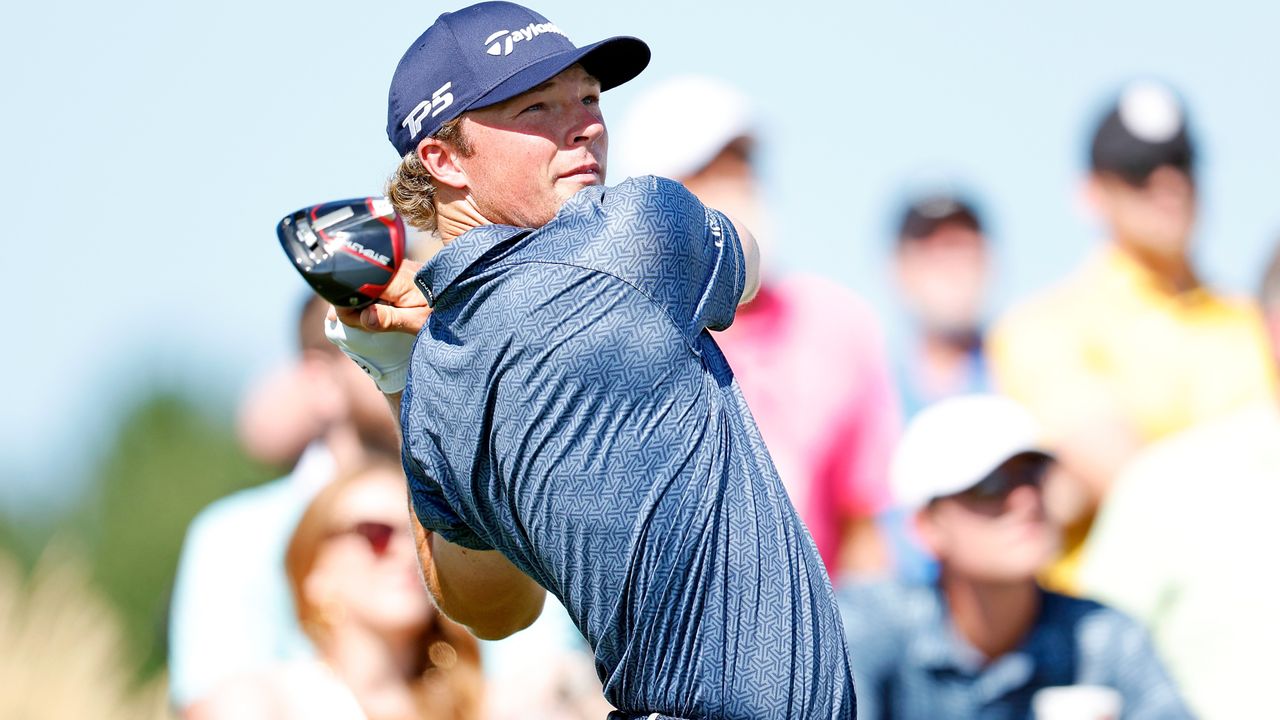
[709,215,725,248]
[484,22,566,56]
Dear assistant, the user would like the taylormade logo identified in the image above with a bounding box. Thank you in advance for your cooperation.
[484,23,565,56]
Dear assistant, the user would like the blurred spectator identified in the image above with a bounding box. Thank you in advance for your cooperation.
[171,294,401,715]
[987,80,1275,591]
[892,192,993,416]
[618,75,901,578]
[236,358,336,470]
[1078,238,1280,719]
[197,459,482,719]
[839,395,1191,720]
[882,191,995,584]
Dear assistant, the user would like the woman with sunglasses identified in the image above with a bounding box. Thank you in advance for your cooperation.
[837,395,1191,720]
[197,459,483,720]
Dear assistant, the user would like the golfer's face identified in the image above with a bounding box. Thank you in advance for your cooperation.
[461,64,607,229]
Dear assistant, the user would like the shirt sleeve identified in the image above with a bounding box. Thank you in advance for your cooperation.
[403,434,494,551]
[599,177,745,345]
[693,206,746,333]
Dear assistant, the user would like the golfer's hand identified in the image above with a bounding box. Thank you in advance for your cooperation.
[334,259,430,335]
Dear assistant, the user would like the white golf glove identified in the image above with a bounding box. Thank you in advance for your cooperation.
[324,314,416,394]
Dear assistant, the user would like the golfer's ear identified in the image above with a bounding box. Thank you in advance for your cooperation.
[418,137,468,190]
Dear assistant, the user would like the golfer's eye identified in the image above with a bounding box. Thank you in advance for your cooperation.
[582,94,599,106]
[519,102,544,115]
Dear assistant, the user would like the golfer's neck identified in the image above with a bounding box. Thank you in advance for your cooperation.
[436,196,491,244]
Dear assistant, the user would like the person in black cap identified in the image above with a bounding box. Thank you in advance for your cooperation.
[1087,81,1198,290]
[892,192,993,418]
[319,3,857,718]
[879,190,996,586]
[987,80,1275,593]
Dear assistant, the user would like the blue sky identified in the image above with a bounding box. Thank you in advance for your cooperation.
[4,0,1278,506]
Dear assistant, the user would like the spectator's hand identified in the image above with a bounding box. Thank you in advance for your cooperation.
[334,259,430,335]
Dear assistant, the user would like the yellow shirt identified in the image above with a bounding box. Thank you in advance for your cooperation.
[988,245,1275,590]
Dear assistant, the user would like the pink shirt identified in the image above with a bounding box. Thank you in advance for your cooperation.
[715,275,900,576]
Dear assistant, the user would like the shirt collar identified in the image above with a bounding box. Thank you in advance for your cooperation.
[1093,244,1212,306]
[909,584,1052,684]
[906,585,980,672]
[414,224,529,306]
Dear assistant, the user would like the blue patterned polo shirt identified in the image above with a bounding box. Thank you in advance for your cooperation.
[400,176,856,719]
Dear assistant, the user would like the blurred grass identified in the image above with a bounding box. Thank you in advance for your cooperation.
[0,385,276,684]
[0,543,173,719]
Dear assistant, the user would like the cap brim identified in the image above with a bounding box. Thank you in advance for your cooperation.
[1091,112,1195,184]
[932,449,1054,504]
[899,206,982,242]
[470,36,650,112]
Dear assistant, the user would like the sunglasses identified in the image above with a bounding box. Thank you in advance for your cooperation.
[332,520,399,556]
[953,454,1050,504]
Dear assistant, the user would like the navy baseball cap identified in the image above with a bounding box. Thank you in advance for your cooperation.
[387,1,650,157]
[1090,81,1195,185]
[897,194,983,243]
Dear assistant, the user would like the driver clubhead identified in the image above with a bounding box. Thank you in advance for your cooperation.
[276,197,406,309]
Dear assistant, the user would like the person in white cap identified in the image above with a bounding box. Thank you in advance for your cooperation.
[838,394,1191,720]
[617,75,902,580]
[987,80,1275,593]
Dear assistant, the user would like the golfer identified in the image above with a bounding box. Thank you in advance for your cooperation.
[328,3,857,717]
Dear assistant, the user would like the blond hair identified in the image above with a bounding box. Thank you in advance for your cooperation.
[386,118,472,233]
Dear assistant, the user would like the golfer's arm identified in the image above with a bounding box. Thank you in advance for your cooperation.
[390,393,543,638]
[409,507,545,640]
[727,215,760,305]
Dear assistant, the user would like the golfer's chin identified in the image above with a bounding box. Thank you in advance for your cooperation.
[556,174,605,197]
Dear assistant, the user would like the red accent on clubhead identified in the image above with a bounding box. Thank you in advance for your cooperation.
[356,281,390,298]
[366,197,406,269]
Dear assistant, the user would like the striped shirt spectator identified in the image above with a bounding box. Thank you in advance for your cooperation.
[839,395,1192,720]
[839,581,1191,720]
